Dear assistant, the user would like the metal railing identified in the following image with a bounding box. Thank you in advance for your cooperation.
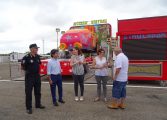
[0,56,24,80]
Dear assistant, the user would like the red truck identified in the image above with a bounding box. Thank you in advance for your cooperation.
[117,16,167,86]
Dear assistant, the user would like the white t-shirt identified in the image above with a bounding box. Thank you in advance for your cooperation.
[114,53,129,82]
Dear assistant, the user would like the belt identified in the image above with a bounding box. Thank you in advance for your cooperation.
[25,71,39,75]
[51,73,61,76]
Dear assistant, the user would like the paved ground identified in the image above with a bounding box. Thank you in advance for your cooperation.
[0,62,23,80]
[0,81,167,120]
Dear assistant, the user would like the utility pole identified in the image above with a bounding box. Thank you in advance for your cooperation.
[56,28,60,49]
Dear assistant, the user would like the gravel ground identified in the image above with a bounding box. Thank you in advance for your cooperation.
[0,81,167,120]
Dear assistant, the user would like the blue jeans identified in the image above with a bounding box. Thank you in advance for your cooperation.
[50,74,63,103]
[112,81,127,99]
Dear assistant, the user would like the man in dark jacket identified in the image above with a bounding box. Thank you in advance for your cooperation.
[21,44,45,114]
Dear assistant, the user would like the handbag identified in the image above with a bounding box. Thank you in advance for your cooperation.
[83,64,88,74]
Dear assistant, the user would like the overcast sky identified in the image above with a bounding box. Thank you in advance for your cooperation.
[0,0,166,54]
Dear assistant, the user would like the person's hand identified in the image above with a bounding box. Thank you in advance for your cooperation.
[96,65,103,69]
[89,66,94,69]
[99,64,106,69]
[103,63,108,68]
[112,76,116,81]
[78,61,82,65]
[99,66,104,69]
[49,80,53,85]
[75,60,80,64]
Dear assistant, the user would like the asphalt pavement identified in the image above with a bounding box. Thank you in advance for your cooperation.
[0,81,167,120]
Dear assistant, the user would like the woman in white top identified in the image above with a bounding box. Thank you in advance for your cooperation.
[92,49,108,102]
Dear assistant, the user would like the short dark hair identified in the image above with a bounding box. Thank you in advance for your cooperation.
[29,43,39,49]
[50,49,59,57]
[73,47,82,55]
[97,49,105,55]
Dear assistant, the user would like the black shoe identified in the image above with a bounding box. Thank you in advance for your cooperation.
[59,100,65,104]
[36,105,45,109]
[26,109,32,114]
[53,102,59,106]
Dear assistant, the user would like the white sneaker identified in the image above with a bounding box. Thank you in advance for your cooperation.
[80,96,84,101]
[104,98,107,102]
[75,96,79,101]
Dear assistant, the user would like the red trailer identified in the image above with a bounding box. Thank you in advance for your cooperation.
[117,16,167,86]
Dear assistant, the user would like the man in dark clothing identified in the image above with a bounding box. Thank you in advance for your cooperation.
[21,44,45,114]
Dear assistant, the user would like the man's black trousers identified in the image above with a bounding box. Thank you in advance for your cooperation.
[25,74,41,110]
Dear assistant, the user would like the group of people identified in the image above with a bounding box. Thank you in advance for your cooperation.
[21,43,129,114]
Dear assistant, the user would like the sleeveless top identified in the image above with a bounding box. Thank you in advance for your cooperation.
[95,56,108,76]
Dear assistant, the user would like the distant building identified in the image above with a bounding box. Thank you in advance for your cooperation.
[9,52,26,62]
[0,54,9,63]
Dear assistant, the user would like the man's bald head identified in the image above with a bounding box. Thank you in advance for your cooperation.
[113,47,122,56]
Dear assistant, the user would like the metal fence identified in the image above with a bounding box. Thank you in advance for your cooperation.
[0,56,24,80]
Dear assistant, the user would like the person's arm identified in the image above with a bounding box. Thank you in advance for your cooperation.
[91,58,96,69]
[58,60,62,74]
[70,58,74,66]
[47,75,52,85]
[21,56,27,71]
[70,57,79,66]
[107,59,113,68]
[91,58,101,69]
[113,68,121,80]
[79,55,86,64]
[83,59,86,64]
[38,56,41,64]
[102,57,108,68]
[113,57,122,80]
[47,61,52,85]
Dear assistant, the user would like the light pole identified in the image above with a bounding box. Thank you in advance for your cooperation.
[56,28,60,49]
[42,39,45,54]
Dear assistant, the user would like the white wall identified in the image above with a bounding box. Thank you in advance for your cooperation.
[0,56,9,63]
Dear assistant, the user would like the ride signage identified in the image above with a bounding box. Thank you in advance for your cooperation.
[73,19,107,26]
[123,33,167,40]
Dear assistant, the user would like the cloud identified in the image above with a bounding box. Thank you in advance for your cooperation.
[0,20,11,32]
[96,0,167,18]
[35,8,72,27]
[0,0,166,54]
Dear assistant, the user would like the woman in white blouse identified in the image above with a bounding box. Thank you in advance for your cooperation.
[92,49,108,102]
